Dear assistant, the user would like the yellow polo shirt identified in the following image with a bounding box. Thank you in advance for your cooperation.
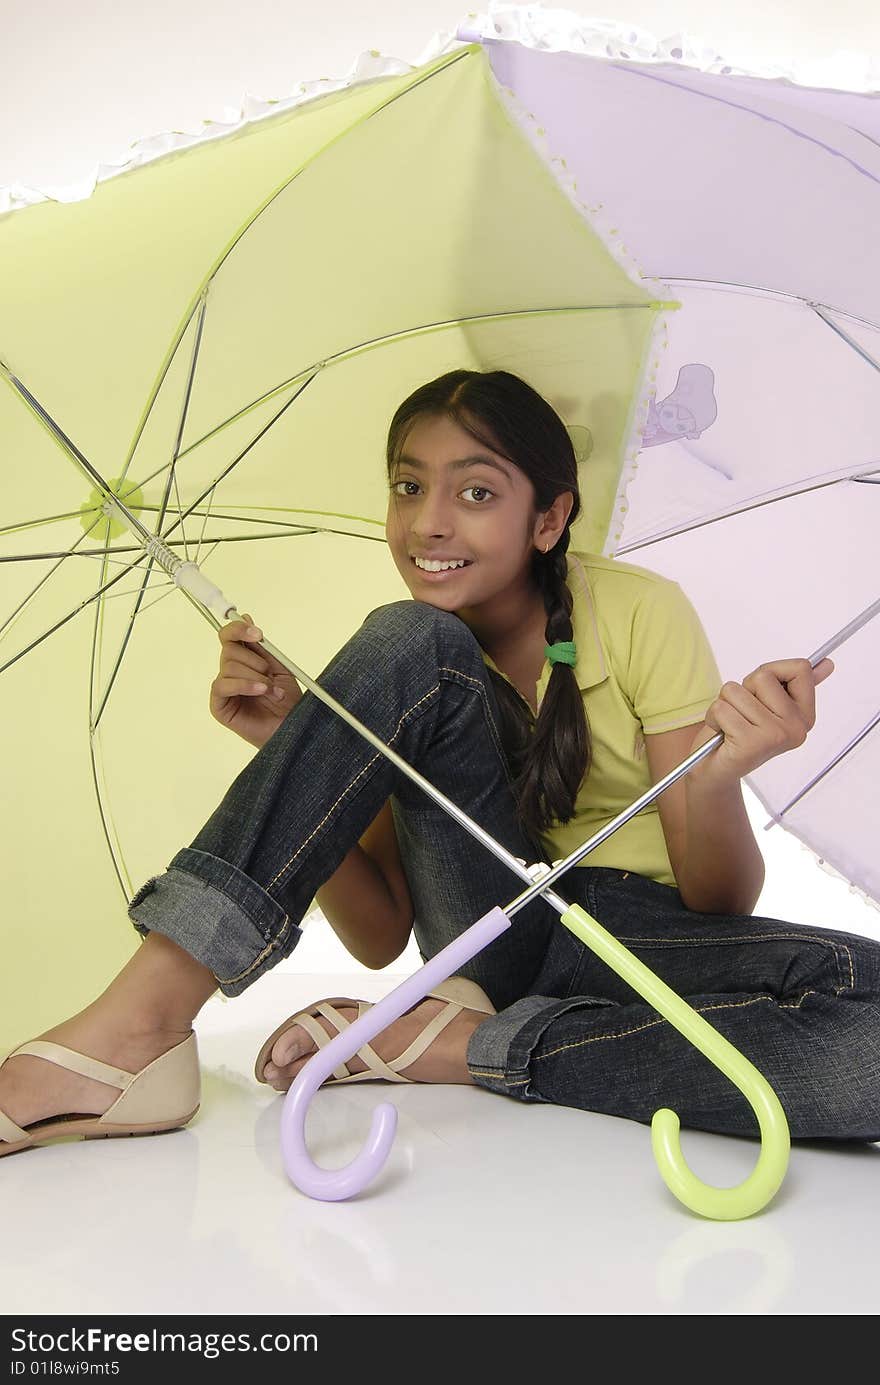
[481,551,723,886]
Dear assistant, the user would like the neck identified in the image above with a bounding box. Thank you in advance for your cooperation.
[457,575,547,661]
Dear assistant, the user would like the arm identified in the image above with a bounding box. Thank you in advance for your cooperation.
[314,798,414,970]
[214,618,413,967]
[252,695,413,968]
[645,657,834,915]
[645,725,765,914]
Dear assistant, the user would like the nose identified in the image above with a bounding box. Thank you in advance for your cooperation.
[410,489,454,539]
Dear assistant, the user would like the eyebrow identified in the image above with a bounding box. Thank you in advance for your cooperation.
[397,453,513,481]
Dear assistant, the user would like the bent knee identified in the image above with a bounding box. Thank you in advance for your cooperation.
[363,599,481,653]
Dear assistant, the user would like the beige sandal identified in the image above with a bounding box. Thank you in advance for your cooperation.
[0,1032,201,1158]
[254,975,495,1086]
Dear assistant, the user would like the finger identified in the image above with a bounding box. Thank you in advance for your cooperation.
[727,677,804,747]
[713,680,766,729]
[219,616,263,645]
[750,658,818,729]
[220,651,270,679]
[213,675,272,698]
[813,657,835,685]
[742,667,803,725]
[704,696,755,741]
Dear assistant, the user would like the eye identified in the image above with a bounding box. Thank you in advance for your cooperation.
[390,479,420,496]
[461,485,494,503]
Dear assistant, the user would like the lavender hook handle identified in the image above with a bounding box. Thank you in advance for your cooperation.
[280,906,511,1200]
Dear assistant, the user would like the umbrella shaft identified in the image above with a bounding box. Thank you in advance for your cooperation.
[174,561,877,919]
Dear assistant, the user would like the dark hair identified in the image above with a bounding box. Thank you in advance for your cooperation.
[385,368,591,846]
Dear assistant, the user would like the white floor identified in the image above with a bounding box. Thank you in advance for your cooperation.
[3,902,880,1318]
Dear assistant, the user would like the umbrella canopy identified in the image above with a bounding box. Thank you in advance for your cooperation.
[1,42,665,1044]
[457,11,880,909]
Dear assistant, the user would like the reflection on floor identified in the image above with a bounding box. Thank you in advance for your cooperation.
[3,916,879,1316]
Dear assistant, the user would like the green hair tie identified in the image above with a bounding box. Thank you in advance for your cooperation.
[544,640,577,667]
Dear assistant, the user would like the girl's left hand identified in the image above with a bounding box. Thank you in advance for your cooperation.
[688,657,835,787]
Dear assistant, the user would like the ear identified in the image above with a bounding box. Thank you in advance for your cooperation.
[533,491,574,551]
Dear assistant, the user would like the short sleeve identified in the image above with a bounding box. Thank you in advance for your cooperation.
[626,578,722,734]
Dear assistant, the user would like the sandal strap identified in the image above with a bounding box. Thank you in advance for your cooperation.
[296,1012,354,1083]
[388,1000,463,1074]
[7,1042,135,1090]
[311,1002,411,1083]
[0,1105,27,1143]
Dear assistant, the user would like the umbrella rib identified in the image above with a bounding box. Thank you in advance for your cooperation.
[108,44,483,481]
[89,346,232,730]
[0,509,116,537]
[168,292,209,568]
[0,512,107,645]
[90,544,161,732]
[153,371,322,558]
[86,545,136,902]
[0,359,318,682]
[1,529,400,564]
[0,507,384,541]
[131,370,321,557]
[610,62,880,190]
[89,386,207,729]
[0,555,153,677]
[172,302,663,464]
[115,368,320,526]
[810,304,880,374]
[86,728,133,904]
[616,461,880,553]
[140,504,384,530]
[654,278,880,334]
[765,708,880,823]
[45,56,489,863]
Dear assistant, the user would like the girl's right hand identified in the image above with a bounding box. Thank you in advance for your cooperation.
[210,612,301,748]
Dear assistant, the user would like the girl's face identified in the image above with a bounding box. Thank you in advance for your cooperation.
[385,413,551,618]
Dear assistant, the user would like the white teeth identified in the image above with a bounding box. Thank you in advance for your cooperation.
[413,557,468,572]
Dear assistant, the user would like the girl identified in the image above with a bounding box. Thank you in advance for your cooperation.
[2,370,879,1154]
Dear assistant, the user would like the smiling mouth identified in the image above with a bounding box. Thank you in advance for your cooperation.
[410,554,471,570]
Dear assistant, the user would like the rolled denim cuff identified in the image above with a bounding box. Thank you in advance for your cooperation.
[466,994,612,1100]
[127,846,300,998]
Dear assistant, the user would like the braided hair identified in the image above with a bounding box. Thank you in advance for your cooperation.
[386,368,591,844]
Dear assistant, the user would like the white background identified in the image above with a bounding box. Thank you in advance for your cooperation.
[4,0,878,956]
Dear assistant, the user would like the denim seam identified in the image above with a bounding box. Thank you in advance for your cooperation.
[213,916,295,987]
[265,681,442,894]
[471,986,838,1087]
[779,988,821,1009]
[437,664,510,773]
[467,1069,531,1087]
[533,992,777,1062]
[129,866,295,989]
[614,931,853,994]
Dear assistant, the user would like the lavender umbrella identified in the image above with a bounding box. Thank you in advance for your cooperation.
[457,8,880,909]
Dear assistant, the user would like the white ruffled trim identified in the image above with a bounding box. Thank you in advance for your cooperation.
[0,36,456,216]
[7,5,875,216]
[455,2,880,92]
[809,852,880,917]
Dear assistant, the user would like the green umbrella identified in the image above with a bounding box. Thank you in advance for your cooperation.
[1,43,664,1046]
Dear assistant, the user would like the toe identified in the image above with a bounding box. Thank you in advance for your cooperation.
[271,1026,312,1069]
[265,1054,309,1092]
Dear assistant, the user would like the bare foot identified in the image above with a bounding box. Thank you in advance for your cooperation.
[262,998,487,1091]
[0,1014,192,1138]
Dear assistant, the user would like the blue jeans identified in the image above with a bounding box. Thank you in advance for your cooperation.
[128,601,880,1142]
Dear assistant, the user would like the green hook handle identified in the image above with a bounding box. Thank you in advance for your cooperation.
[560,903,790,1220]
